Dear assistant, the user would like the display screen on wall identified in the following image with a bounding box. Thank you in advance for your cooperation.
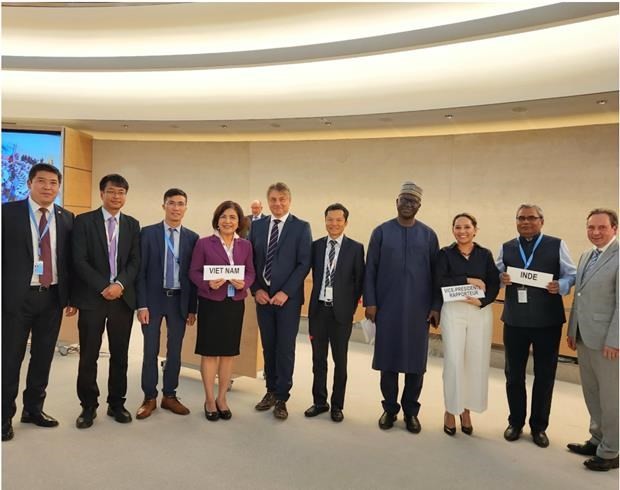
[1,129,63,204]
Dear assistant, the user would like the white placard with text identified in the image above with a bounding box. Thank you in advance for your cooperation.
[506,266,553,289]
[441,285,485,302]
[203,265,245,281]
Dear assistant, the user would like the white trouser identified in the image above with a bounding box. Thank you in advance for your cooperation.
[441,301,493,414]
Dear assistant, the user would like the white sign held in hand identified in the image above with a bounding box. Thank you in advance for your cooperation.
[506,266,553,289]
[441,285,485,302]
[203,265,245,281]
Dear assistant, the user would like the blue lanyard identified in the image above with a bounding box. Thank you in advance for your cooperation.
[164,228,180,264]
[518,233,543,270]
[28,203,52,257]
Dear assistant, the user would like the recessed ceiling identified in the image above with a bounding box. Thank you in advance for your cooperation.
[2,2,618,138]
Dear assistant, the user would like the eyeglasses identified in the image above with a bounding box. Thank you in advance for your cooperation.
[104,190,127,197]
[516,216,541,222]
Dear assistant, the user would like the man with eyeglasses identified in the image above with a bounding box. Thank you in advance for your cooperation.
[496,204,576,448]
[72,174,141,429]
[364,181,441,434]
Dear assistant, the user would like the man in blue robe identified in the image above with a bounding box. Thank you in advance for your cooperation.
[364,181,441,433]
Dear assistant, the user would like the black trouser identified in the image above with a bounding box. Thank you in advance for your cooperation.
[77,299,133,408]
[380,371,424,416]
[309,303,353,410]
[2,287,62,422]
[503,324,562,432]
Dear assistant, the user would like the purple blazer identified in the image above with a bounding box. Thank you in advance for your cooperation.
[189,234,255,302]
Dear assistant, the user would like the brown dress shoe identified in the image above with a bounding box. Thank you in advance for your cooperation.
[273,400,288,420]
[255,392,276,411]
[161,395,190,415]
[136,399,157,420]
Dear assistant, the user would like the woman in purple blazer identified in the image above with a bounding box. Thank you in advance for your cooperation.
[189,201,255,421]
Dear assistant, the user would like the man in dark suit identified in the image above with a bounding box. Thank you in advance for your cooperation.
[249,182,312,420]
[72,174,140,428]
[2,163,76,442]
[497,203,576,448]
[135,188,199,420]
[241,199,265,239]
[304,203,364,423]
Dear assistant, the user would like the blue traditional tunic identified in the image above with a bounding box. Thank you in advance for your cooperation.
[364,218,441,374]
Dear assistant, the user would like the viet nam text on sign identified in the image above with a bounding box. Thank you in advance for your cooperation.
[203,265,245,281]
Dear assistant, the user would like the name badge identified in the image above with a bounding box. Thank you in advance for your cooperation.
[34,261,44,275]
[517,287,528,304]
[324,287,333,302]
[227,284,235,297]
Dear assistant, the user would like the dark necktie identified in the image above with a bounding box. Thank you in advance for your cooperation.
[583,248,602,280]
[165,227,176,289]
[38,208,52,287]
[324,239,337,288]
[264,219,281,282]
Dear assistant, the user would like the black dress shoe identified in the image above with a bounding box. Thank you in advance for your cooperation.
[567,441,597,456]
[273,400,288,420]
[304,404,330,418]
[444,412,456,436]
[2,420,14,441]
[532,431,549,448]
[503,425,522,442]
[107,405,132,424]
[20,410,59,428]
[216,401,232,420]
[584,455,619,471]
[459,414,473,436]
[204,404,220,421]
[330,409,344,423]
[404,415,421,434]
[379,411,397,430]
[76,407,97,429]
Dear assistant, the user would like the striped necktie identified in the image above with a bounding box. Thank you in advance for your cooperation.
[264,219,281,282]
[324,239,337,288]
[583,248,602,280]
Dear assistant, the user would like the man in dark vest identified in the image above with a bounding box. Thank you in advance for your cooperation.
[496,204,576,448]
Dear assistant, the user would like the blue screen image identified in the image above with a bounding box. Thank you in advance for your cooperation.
[2,130,63,204]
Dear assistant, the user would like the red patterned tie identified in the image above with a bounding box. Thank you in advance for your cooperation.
[39,208,52,287]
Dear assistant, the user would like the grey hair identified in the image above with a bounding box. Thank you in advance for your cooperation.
[516,204,544,219]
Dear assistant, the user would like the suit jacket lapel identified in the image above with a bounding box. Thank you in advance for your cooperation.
[117,213,129,265]
[580,242,618,288]
[20,199,34,261]
[276,215,293,256]
[210,235,231,264]
[94,208,108,258]
[54,204,65,264]
[334,236,349,283]
[158,222,166,268]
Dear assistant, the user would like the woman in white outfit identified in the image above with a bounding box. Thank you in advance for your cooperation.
[436,213,499,436]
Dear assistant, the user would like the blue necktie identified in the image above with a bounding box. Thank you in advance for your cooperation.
[264,219,281,282]
[165,228,176,289]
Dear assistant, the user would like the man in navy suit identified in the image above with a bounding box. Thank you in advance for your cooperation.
[72,174,140,428]
[241,199,265,239]
[305,203,364,423]
[249,182,312,419]
[2,163,76,442]
[135,188,199,420]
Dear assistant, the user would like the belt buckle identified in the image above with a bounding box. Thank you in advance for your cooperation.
[324,300,333,307]
[38,285,48,292]
[165,290,174,297]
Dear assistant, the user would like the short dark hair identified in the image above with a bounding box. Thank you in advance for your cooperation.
[99,174,129,192]
[266,182,291,198]
[452,212,477,228]
[28,163,62,184]
[163,188,187,203]
[324,203,349,221]
[587,208,618,228]
[212,200,246,236]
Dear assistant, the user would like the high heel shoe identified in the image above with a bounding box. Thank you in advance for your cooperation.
[204,403,220,421]
[216,401,232,420]
[460,413,473,435]
[443,412,456,436]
